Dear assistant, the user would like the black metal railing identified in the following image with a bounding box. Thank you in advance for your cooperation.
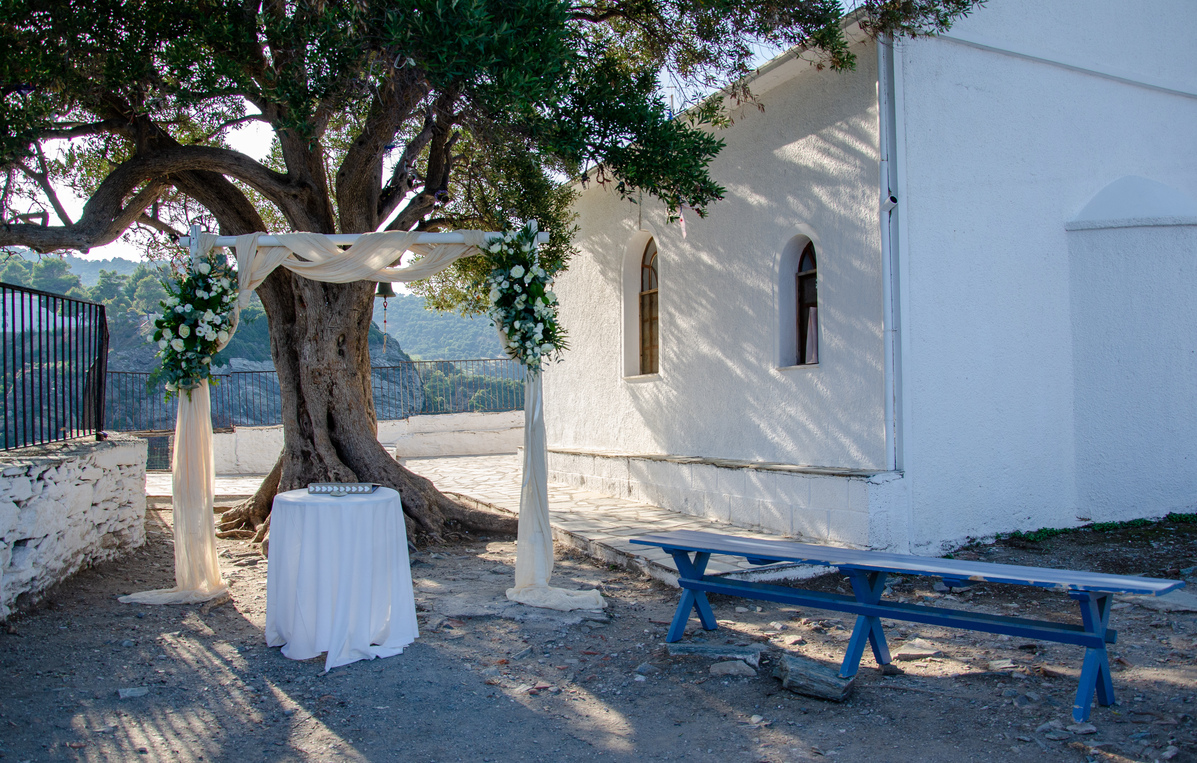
[1,281,109,450]
[105,358,525,433]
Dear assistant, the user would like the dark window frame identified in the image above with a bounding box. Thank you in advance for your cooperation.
[796,241,818,365]
[639,239,659,375]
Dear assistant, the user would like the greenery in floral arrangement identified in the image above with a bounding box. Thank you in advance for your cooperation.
[485,222,566,372]
[150,252,239,399]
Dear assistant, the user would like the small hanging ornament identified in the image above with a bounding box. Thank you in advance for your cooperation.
[376,281,396,351]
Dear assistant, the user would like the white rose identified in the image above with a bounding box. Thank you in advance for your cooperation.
[197,262,211,275]
[174,306,184,313]
[540,343,553,352]
[178,324,190,338]
[217,330,229,343]
[510,265,525,278]
[170,338,185,352]
[158,339,168,350]
[201,357,211,365]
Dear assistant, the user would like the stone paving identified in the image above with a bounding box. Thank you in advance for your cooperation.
[145,454,801,584]
[403,453,801,584]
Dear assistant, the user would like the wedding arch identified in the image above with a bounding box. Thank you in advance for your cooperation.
[121,224,601,612]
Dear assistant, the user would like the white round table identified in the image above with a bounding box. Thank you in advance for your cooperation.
[265,487,418,671]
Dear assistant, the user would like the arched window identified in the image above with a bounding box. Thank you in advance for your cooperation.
[796,242,818,365]
[639,238,659,374]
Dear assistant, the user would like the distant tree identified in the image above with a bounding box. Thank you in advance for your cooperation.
[129,275,167,316]
[29,257,84,297]
[0,0,984,541]
[0,256,32,287]
[88,269,132,313]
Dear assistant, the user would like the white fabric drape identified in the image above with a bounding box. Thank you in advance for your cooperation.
[122,231,488,606]
[506,373,605,611]
[805,306,819,365]
[119,380,227,604]
[266,487,417,671]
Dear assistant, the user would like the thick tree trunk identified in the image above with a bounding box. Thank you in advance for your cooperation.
[218,269,517,543]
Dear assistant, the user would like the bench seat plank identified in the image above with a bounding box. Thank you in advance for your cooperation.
[632,530,1181,596]
[634,529,1185,724]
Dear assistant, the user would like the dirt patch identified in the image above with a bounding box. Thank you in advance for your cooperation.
[1,506,1194,762]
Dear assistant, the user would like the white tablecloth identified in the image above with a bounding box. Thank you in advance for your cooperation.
[265,487,418,671]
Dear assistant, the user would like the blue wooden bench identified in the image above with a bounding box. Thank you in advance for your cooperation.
[631,529,1184,722]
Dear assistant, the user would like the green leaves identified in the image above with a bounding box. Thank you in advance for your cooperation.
[0,0,983,303]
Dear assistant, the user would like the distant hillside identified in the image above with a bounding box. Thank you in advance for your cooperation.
[372,293,503,360]
[13,251,143,287]
[62,255,142,286]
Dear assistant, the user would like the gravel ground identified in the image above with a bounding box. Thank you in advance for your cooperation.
[1,501,1194,762]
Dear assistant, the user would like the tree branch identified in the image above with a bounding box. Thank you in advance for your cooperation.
[38,119,131,140]
[336,67,430,233]
[135,211,183,238]
[377,108,437,222]
[15,145,74,226]
[385,93,458,232]
[203,113,268,142]
[0,143,291,252]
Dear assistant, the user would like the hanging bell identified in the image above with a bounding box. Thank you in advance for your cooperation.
[376,281,396,298]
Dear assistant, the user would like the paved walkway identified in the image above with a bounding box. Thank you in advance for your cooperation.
[403,454,798,583]
[145,454,798,584]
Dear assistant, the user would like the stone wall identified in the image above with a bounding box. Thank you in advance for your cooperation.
[208,411,524,474]
[0,435,147,620]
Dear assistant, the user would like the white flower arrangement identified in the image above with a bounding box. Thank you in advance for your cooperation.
[485,221,567,370]
[151,250,239,399]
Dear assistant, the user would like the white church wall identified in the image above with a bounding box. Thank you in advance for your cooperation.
[892,0,1197,552]
[547,448,903,548]
[1069,222,1197,522]
[546,39,888,485]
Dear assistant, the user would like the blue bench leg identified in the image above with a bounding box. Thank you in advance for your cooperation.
[1071,592,1115,723]
[840,571,891,678]
[666,550,717,642]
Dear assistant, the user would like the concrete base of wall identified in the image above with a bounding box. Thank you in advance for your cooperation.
[209,411,524,474]
[0,435,147,620]
[546,448,909,552]
[386,411,523,459]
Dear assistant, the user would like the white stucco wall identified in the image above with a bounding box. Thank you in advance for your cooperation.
[0,436,147,619]
[1069,223,1197,521]
[893,0,1197,550]
[545,37,887,472]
